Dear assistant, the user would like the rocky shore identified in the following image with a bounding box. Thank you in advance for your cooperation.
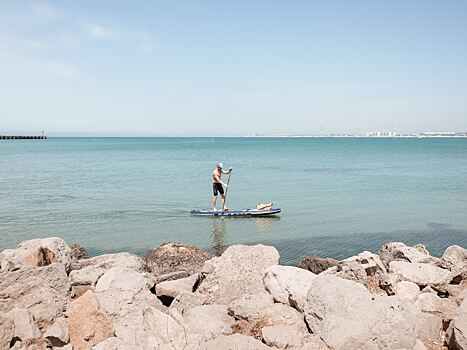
[0,238,466,350]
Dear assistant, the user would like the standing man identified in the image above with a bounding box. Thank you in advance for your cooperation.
[212,162,233,211]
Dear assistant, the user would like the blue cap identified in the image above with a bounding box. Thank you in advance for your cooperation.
[217,162,224,169]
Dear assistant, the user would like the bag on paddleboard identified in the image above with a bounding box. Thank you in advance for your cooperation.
[256,203,273,210]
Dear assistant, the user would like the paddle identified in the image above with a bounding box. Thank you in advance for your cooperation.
[221,170,232,215]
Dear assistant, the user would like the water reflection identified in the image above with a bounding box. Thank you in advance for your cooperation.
[210,216,281,256]
[210,218,228,256]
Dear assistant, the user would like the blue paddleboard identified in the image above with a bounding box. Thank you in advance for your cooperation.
[190,208,281,217]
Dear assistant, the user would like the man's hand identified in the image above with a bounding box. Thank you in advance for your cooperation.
[223,183,228,188]
[229,167,233,173]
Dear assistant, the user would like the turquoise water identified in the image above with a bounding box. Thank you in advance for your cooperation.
[1,137,467,264]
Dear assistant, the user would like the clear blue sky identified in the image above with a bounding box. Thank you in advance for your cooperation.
[1,0,466,136]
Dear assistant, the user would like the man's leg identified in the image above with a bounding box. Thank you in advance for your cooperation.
[221,194,226,209]
[212,195,217,211]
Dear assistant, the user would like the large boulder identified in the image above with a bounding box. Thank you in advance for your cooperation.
[228,293,274,322]
[0,237,72,272]
[168,291,207,317]
[389,261,453,288]
[43,317,69,347]
[304,274,418,350]
[296,256,338,274]
[8,307,40,342]
[446,297,467,350]
[196,244,280,304]
[95,266,154,293]
[145,242,213,280]
[182,304,234,339]
[379,242,436,268]
[68,290,115,350]
[263,265,316,311]
[69,253,146,296]
[0,263,70,329]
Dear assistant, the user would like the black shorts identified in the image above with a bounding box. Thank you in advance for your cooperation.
[213,183,224,196]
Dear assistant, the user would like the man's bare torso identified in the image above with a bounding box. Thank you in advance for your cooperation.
[212,168,222,183]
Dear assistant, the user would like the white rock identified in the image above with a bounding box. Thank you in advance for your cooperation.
[95,266,153,293]
[70,252,146,288]
[8,308,40,341]
[44,317,69,345]
[228,292,274,321]
[168,290,207,316]
[0,312,15,350]
[446,297,467,349]
[395,281,420,302]
[183,304,234,339]
[205,333,269,350]
[304,275,417,350]
[196,244,280,304]
[0,237,72,271]
[261,325,306,349]
[263,265,316,311]
[413,339,427,350]
[442,245,467,268]
[155,273,199,299]
[379,242,435,268]
[389,261,453,288]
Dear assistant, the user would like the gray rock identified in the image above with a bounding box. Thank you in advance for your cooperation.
[69,252,146,290]
[43,317,69,346]
[0,237,72,272]
[155,273,200,299]
[379,242,436,268]
[263,265,316,311]
[145,242,213,277]
[296,256,338,274]
[261,325,306,349]
[304,274,418,350]
[228,292,274,321]
[204,333,269,350]
[0,263,70,327]
[446,297,467,350]
[70,243,89,260]
[0,312,15,350]
[196,244,280,304]
[389,261,453,288]
[95,266,154,293]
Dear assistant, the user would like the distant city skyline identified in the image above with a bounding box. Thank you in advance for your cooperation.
[1,1,467,136]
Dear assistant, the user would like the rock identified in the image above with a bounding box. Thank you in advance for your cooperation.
[304,274,418,350]
[300,335,332,350]
[0,263,70,329]
[155,273,200,299]
[296,256,338,274]
[205,333,269,350]
[43,317,69,346]
[228,292,274,322]
[395,281,421,302]
[0,312,15,349]
[389,261,453,288]
[261,325,306,349]
[380,273,403,295]
[145,242,213,277]
[168,291,207,317]
[183,304,234,339]
[8,307,40,341]
[446,297,467,350]
[196,244,280,304]
[379,242,436,268]
[413,339,427,350]
[440,245,467,283]
[69,253,146,290]
[322,251,387,294]
[263,265,316,311]
[0,237,72,272]
[70,243,89,260]
[414,293,458,330]
[253,303,307,332]
[95,266,153,293]
[68,290,115,350]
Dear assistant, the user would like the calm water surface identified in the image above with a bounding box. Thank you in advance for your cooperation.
[1,137,466,264]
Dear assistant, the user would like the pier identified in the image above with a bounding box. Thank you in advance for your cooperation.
[1,135,47,140]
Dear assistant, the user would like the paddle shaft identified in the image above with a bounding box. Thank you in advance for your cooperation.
[222,171,232,213]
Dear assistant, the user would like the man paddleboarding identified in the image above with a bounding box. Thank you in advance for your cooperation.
[212,162,233,211]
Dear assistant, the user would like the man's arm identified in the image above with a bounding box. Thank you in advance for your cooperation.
[222,167,233,174]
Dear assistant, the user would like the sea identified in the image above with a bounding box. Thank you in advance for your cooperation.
[1,137,466,264]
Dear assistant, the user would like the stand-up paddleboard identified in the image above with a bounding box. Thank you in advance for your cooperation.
[190,208,281,217]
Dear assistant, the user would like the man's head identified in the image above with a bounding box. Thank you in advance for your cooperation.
[217,162,224,170]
